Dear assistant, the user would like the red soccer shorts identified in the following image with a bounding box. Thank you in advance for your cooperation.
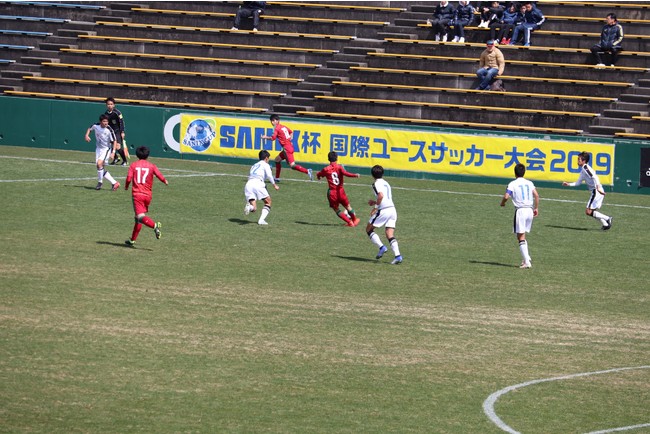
[327,188,350,209]
[132,193,152,216]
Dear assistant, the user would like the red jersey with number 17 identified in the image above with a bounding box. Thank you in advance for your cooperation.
[125,159,167,198]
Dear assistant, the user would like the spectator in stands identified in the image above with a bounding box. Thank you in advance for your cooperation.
[231,1,266,32]
[479,1,504,36]
[591,13,624,68]
[509,1,544,47]
[494,2,519,45]
[475,40,505,90]
[427,0,455,42]
[452,0,476,43]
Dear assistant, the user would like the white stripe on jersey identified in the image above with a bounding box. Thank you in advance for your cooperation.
[506,177,536,209]
[91,124,116,149]
[248,160,274,184]
[373,178,395,210]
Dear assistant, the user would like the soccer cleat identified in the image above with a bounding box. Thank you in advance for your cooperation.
[258,220,268,225]
[95,182,103,190]
[345,221,355,227]
[603,217,613,230]
[121,161,128,167]
[274,177,281,183]
[520,262,532,269]
[376,245,388,259]
[391,255,403,265]
[352,217,361,227]
[154,222,162,239]
[307,168,313,181]
[125,239,136,247]
[111,181,120,191]
[244,204,251,215]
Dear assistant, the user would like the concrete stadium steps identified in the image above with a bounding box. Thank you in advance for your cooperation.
[382,40,650,69]
[364,55,648,83]
[18,78,282,108]
[129,10,388,39]
[40,63,300,94]
[143,1,406,22]
[57,49,319,79]
[75,37,337,65]
[310,97,594,131]
[346,68,632,99]
[93,22,357,51]
[330,84,616,114]
[536,2,650,21]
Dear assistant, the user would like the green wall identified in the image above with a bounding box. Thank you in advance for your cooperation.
[1,95,648,194]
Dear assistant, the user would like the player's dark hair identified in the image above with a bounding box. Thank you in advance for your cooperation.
[328,151,338,162]
[99,114,109,121]
[371,165,384,179]
[607,13,616,21]
[259,150,270,160]
[514,163,526,178]
[105,97,115,104]
[579,151,590,164]
[269,114,280,122]
[136,146,150,160]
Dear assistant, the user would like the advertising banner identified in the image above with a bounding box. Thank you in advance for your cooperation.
[179,114,615,185]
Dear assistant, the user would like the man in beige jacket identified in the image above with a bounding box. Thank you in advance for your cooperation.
[475,40,505,90]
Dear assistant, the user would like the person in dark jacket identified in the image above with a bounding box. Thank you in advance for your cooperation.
[509,1,544,46]
[427,0,455,42]
[493,2,518,45]
[231,1,266,32]
[452,1,476,43]
[591,13,624,67]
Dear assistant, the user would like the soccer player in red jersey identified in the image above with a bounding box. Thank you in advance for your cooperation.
[124,146,168,247]
[261,114,313,182]
[316,151,361,227]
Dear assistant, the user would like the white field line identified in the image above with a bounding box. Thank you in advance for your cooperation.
[1,155,650,210]
[483,365,650,434]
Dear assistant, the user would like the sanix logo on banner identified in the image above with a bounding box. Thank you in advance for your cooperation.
[178,114,615,185]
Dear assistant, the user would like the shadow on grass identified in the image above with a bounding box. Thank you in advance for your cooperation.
[545,224,589,231]
[295,221,340,227]
[469,260,518,268]
[96,241,153,251]
[65,185,103,190]
[228,218,257,225]
[332,255,378,263]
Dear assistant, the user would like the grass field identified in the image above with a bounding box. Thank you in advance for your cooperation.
[1,145,649,433]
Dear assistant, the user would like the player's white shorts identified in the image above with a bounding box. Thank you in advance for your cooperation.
[95,146,112,163]
[244,179,269,202]
[513,207,534,234]
[369,206,397,228]
[587,189,605,210]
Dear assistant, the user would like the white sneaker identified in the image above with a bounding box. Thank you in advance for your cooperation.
[435,34,440,42]
[459,37,465,43]
[595,63,606,68]
[231,27,238,30]
[493,40,499,45]
[479,21,488,28]
[244,204,251,215]
[452,36,459,43]
[253,28,258,32]
[258,220,268,225]
[442,34,448,42]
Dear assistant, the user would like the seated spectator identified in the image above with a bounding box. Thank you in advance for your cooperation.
[452,0,476,43]
[509,1,545,46]
[591,13,624,67]
[475,40,505,90]
[493,2,519,45]
[427,0,455,42]
[479,1,504,31]
[231,1,266,32]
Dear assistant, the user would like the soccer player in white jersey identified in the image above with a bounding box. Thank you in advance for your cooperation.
[366,165,402,265]
[84,114,120,191]
[562,151,613,230]
[500,163,539,269]
[244,150,280,225]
